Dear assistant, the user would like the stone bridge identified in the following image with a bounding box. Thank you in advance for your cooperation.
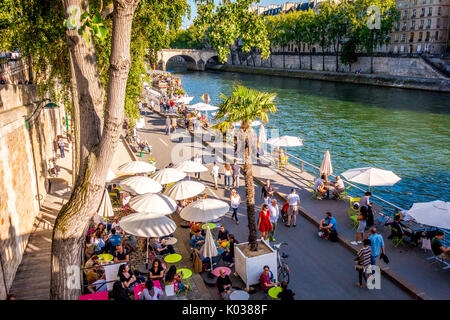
[157,49,218,71]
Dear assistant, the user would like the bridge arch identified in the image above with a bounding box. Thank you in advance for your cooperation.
[157,49,218,71]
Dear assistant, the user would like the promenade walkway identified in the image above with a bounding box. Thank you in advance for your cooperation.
[132,109,417,299]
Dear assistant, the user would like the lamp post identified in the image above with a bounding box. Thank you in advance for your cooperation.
[25,99,59,208]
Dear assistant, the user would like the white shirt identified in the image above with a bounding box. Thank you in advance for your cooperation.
[212,165,219,177]
[194,156,202,164]
[287,193,300,206]
[224,166,232,176]
[111,222,120,232]
[268,204,280,223]
[140,287,163,300]
[230,194,241,208]
[335,179,345,190]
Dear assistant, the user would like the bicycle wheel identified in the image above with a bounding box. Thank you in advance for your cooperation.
[278,264,290,284]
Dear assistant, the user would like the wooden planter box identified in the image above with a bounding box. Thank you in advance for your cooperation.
[234,239,277,290]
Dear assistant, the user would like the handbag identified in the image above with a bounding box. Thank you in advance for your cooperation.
[380,253,390,264]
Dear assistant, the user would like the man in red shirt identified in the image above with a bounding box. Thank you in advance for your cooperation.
[259,265,278,292]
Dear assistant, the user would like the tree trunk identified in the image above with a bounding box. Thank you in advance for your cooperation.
[322,49,325,71]
[270,53,272,68]
[51,0,139,300]
[230,46,234,65]
[335,44,339,72]
[283,47,286,69]
[242,125,258,251]
[309,45,313,70]
[69,54,80,186]
[297,43,301,69]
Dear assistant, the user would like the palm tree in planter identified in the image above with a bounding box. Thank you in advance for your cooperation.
[213,85,277,252]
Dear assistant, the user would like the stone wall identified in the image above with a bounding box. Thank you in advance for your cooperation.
[0,84,63,299]
[229,53,445,79]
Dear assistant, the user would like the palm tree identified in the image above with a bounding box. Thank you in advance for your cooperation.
[213,85,277,251]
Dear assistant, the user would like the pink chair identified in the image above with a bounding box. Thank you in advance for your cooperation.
[79,291,108,300]
[133,283,145,300]
[153,280,162,290]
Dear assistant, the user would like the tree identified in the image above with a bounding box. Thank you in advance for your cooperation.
[213,86,276,251]
[326,0,351,72]
[353,0,399,73]
[194,0,270,64]
[316,6,332,71]
[341,37,359,72]
[290,10,306,69]
[266,13,293,69]
[301,9,319,70]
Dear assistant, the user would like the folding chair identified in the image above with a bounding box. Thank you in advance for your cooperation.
[390,227,405,247]
[309,182,319,199]
[337,186,351,201]
[426,254,450,270]
[108,192,121,207]
[347,208,359,230]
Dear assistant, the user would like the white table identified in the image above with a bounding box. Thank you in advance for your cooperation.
[229,290,249,300]
[164,237,177,246]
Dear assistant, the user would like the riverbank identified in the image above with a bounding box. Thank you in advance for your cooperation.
[209,64,450,93]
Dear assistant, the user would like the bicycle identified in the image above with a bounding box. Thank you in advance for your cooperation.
[272,242,290,284]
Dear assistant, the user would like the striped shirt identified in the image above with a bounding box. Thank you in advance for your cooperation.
[357,246,372,267]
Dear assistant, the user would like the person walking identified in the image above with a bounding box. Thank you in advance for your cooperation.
[230,189,241,225]
[223,163,232,189]
[261,179,274,205]
[171,116,177,133]
[58,137,65,158]
[368,227,385,266]
[258,204,272,240]
[354,239,372,288]
[351,206,368,245]
[194,154,202,181]
[165,115,171,135]
[268,199,280,242]
[286,188,300,227]
[231,159,240,188]
[211,161,220,190]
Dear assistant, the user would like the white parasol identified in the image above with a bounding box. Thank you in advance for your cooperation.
[106,170,116,182]
[128,193,177,215]
[98,188,115,219]
[120,176,162,195]
[180,198,229,222]
[174,160,208,173]
[320,150,333,176]
[118,161,156,174]
[407,201,450,230]
[150,168,186,185]
[266,135,303,147]
[164,180,205,200]
[341,167,401,188]
[201,225,218,272]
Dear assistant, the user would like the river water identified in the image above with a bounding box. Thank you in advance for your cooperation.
[168,67,450,210]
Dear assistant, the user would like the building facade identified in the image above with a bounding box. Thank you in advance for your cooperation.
[389,0,449,54]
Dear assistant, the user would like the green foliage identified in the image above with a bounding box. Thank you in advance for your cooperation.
[170,26,208,49]
[194,0,270,63]
[213,85,277,132]
[341,38,359,66]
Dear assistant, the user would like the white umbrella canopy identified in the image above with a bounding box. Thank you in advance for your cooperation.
[98,188,115,218]
[266,135,303,147]
[174,160,208,173]
[150,168,186,185]
[120,212,176,238]
[120,176,162,195]
[176,96,194,104]
[201,226,218,270]
[320,150,333,176]
[180,198,229,222]
[407,201,450,230]
[128,193,177,215]
[164,180,206,200]
[118,161,156,174]
[341,167,401,187]
[191,102,218,111]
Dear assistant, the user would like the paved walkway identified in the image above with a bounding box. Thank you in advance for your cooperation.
[132,109,418,299]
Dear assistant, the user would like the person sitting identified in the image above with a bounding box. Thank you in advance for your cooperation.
[90,230,106,255]
[84,255,99,275]
[277,281,295,300]
[118,264,137,293]
[385,214,405,239]
[431,231,450,260]
[222,234,238,267]
[95,223,108,237]
[217,226,229,246]
[314,174,328,200]
[148,259,165,283]
[151,237,175,256]
[259,265,278,293]
[110,216,121,234]
[86,267,107,293]
[216,268,233,300]
[123,234,137,253]
[190,230,205,249]
[108,228,122,254]
[190,221,203,235]
[332,176,346,199]
[319,212,338,241]
[139,279,164,300]
[113,244,129,263]
[164,265,186,294]
[112,280,130,300]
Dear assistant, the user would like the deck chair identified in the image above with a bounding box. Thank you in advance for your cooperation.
[390,227,405,247]
[108,192,121,207]
[337,186,351,201]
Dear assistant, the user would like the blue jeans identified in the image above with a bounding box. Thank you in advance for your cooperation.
[224,175,231,187]
[232,207,238,221]
[371,255,377,266]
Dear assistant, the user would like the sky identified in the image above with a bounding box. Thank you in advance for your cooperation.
[181,0,307,29]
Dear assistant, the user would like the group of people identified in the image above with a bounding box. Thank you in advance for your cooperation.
[313,174,346,200]
[210,159,241,190]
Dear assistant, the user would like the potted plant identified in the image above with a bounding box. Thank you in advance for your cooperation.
[214,85,277,289]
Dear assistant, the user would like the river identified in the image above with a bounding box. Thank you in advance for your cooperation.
[167,66,450,210]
